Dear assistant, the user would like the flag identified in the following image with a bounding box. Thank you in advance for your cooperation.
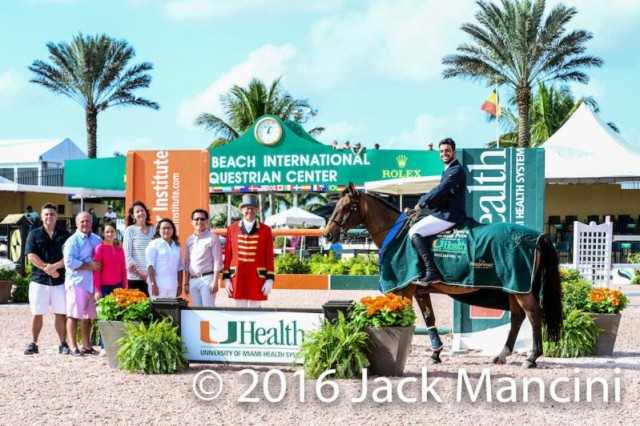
[481,91,501,117]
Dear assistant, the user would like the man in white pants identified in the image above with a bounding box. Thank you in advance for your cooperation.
[408,138,467,283]
[184,208,223,307]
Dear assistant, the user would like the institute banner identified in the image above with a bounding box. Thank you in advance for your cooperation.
[125,150,210,239]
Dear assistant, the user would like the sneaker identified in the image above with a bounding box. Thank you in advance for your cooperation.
[98,349,106,357]
[24,342,39,355]
[81,347,99,355]
[59,342,70,355]
[71,349,83,357]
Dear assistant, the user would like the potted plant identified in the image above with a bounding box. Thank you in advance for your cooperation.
[544,269,629,357]
[0,259,17,304]
[351,293,416,376]
[584,287,629,356]
[118,317,188,374]
[295,311,370,379]
[96,288,151,368]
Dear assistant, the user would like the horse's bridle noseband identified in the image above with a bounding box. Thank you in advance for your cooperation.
[329,193,360,232]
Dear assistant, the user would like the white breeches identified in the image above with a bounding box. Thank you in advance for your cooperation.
[408,215,455,238]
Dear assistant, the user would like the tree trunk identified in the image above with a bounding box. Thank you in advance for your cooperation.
[517,86,531,148]
[86,106,98,158]
[269,193,275,215]
[258,193,265,222]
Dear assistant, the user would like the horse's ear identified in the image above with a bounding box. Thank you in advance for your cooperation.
[347,182,356,195]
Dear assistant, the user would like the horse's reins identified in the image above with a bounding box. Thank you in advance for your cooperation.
[330,192,423,240]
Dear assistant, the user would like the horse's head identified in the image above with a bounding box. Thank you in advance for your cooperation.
[323,182,363,243]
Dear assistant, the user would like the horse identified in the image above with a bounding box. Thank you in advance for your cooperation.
[324,183,563,368]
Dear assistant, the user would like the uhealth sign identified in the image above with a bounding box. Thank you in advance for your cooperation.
[208,115,442,192]
[181,309,324,364]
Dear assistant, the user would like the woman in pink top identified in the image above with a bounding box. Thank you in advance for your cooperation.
[93,221,128,301]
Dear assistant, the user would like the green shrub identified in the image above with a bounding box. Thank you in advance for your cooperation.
[118,317,188,374]
[11,274,30,303]
[562,277,593,312]
[274,253,310,274]
[628,252,640,284]
[544,309,599,357]
[295,312,369,379]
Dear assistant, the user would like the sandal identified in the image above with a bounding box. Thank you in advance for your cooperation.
[81,347,99,355]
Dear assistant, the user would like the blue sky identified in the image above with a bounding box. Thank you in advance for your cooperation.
[1,0,639,157]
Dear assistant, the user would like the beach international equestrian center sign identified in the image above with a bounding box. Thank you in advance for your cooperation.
[181,309,324,364]
[208,116,442,192]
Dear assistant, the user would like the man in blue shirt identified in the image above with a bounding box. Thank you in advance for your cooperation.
[63,211,102,356]
[24,203,70,355]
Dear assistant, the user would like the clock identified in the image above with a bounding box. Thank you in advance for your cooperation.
[254,117,283,146]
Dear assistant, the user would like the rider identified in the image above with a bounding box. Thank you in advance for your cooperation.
[409,137,466,283]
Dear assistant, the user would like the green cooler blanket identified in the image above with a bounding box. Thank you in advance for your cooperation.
[379,219,542,297]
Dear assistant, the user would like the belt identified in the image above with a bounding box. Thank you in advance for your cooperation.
[190,271,214,279]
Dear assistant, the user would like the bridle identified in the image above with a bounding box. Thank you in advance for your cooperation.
[329,192,360,231]
[328,192,410,241]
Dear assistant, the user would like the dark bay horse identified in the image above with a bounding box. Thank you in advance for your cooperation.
[324,183,562,368]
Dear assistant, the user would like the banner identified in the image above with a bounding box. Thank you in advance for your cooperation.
[125,150,210,238]
[453,148,545,353]
[181,309,324,364]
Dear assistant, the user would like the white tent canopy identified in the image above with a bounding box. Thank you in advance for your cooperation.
[544,104,640,183]
[264,207,326,228]
[364,175,441,195]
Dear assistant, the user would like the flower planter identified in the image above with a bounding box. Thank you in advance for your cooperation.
[365,326,415,376]
[0,280,13,304]
[590,313,621,356]
[98,321,140,368]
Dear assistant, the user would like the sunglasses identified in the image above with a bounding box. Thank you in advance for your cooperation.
[193,217,207,222]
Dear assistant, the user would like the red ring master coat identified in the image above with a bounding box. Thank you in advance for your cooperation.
[222,220,275,301]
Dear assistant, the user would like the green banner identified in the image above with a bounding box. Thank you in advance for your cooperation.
[454,148,545,337]
[64,157,126,190]
[209,115,442,192]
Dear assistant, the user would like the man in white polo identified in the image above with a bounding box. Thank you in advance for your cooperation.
[184,208,223,307]
[24,203,70,355]
[103,205,117,222]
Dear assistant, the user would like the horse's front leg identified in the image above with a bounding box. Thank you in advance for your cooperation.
[492,295,525,365]
[414,287,443,364]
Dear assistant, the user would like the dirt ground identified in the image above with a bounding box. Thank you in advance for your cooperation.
[1,287,639,425]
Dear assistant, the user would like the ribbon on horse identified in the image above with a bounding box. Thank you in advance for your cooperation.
[379,219,542,296]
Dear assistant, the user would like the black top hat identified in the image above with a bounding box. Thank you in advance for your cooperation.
[239,194,259,208]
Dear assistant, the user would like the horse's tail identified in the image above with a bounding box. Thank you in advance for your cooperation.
[537,235,563,342]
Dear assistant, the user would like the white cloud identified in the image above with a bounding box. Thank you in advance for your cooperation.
[296,0,477,89]
[0,72,22,106]
[386,108,478,150]
[315,121,368,145]
[177,44,295,128]
[163,0,343,21]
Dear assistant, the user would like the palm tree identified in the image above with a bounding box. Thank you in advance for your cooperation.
[196,77,323,145]
[442,0,602,147]
[29,33,159,158]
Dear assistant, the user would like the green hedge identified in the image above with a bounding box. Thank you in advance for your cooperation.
[275,251,379,275]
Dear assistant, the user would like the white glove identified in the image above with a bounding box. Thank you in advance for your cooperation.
[262,279,273,296]
[225,279,233,296]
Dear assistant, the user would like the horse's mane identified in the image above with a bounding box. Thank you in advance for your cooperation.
[340,188,401,214]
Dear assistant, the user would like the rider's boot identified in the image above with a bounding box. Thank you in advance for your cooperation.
[411,233,443,283]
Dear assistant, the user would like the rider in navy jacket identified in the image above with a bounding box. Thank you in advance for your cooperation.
[409,138,467,283]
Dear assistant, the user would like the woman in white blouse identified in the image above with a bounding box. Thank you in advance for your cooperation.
[145,218,184,299]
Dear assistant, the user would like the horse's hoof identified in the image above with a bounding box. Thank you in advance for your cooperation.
[522,360,537,369]
[492,356,506,365]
